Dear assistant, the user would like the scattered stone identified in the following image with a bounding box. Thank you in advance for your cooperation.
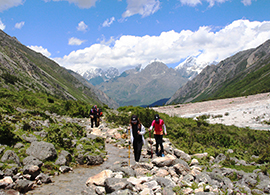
[59,166,73,173]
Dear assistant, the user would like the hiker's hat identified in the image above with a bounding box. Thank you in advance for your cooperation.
[131,115,138,123]
[155,114,160,123]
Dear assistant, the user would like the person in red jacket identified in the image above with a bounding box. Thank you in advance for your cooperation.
[148,114,167,157]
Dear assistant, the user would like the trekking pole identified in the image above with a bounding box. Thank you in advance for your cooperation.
[149,130,153,158]
[128,141,130,167]
[126,128,130,166]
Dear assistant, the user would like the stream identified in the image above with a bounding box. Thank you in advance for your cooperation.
[26,143,135,195]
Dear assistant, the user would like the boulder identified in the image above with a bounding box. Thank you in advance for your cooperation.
[55,150,72,166]
[14,180,34,193]
[174,149,191,162]
[23,156,43,167]
[22,165,40,180]
[104,178,132,194]
[85,155,104,165]
[35,173,52,184]
[152,154,177,167]
[1,150,21,166]
[26,141,57,161]
[86,169,113,186]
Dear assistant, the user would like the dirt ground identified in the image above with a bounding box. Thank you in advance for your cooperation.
[152,92,270,130]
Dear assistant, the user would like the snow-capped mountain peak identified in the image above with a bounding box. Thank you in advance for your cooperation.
[175,56,211,80]
[76,67,119,82]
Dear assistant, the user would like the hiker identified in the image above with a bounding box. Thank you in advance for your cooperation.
[128,115,146,162]
[89,105,98,128]
[148,114,167,157]
[96,107,103,126]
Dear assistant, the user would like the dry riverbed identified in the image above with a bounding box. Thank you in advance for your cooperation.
[152,92,270,130]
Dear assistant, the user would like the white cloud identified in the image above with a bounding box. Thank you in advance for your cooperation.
[77,21,88,32]
[28,46,51,58]
[15,21,25,29]
[54,19,270,73]
[44,0,98,9]
[0,0,24,12]
[241,0,255,6]
[122,0,160,18]
[0,19,5,30]
[68,37,85,45]
[179,0,255,7]
[102,17,115,27]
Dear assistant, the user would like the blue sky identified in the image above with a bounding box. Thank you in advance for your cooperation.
[1,0,270,73]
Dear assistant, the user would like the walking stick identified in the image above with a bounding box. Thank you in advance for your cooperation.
[149,130,153,158]
[126,128,131,166]
[128,141,130,167]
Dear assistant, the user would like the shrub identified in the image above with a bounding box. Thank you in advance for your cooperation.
[0,122,22,146]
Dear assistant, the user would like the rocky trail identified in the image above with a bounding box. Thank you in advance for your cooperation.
[25,122,270,195]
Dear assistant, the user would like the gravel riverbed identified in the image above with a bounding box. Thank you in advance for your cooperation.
[152,92,270,130]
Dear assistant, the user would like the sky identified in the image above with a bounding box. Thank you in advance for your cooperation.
[1,0,270,73]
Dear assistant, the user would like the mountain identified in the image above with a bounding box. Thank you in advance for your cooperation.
[175,56,213,80]
[77,67,119,86]
[167,39,270,105]
[96,61,188,107]
[67,70,119,109]
[0,30,114,107]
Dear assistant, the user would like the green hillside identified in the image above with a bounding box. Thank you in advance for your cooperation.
[194,61,270,102]
[0,30,102,106]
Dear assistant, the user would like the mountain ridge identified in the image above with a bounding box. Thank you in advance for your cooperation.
[0,30,116,108]
[167,39,270,105]
[96,61,188,107]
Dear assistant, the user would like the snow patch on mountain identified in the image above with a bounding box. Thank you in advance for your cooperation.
[76,67,120,81]
[175,56,212,80]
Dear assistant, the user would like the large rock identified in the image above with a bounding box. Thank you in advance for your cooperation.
[14,180,35,193]
[86,169,113,186]
[55,150,72,166]
[1,150,21,166]
[174,149,191,162]
[85,155,104,165]
[152,154,177,167]
[26,141,57,161]
[104,178,132,194]
[35,173,52,184]
[23,156,43,167]
[22,165,40,180]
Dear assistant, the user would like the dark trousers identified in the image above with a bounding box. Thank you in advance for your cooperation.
[91,117,97,128]
[154,134,164,155]
[133,139,143,162]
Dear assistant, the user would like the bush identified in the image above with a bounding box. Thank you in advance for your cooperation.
[0,122,22,145]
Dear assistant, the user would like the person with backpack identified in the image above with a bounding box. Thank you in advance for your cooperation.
[89,105,98,128]
[96,107,103,126]
[148,114,167,157]
[128,115,146,162]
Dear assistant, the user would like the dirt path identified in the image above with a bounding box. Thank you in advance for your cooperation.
[152,93,270,130]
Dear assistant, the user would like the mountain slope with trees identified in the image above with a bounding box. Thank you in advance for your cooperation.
[167,39,270,104]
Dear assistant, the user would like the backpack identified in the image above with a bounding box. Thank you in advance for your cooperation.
[99,108,103,116]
